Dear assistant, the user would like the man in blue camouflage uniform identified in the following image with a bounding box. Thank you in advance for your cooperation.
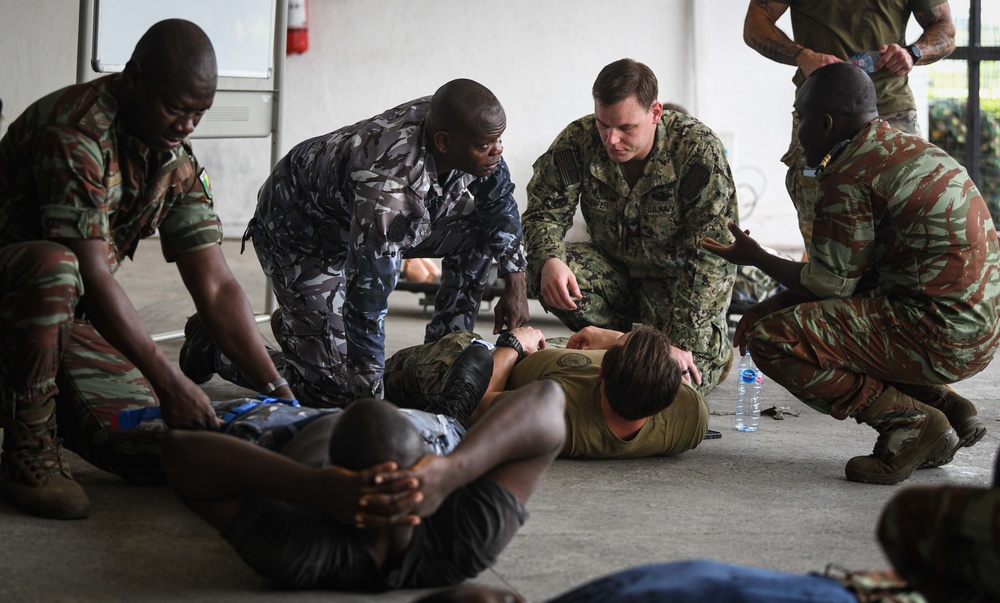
[0,20,292,520]
[523,58,738,396]
[187,79,529,408]
[744,0,957,248]
[703,63,1000,485]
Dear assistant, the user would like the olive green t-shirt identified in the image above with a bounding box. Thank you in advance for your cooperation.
[788,0,946,115]
[495,349,709,459]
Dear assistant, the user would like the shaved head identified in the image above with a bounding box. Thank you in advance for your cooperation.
[131,19,217,88]
[426,79,504,137]
[327,399,428,471]
[796,63,878,125]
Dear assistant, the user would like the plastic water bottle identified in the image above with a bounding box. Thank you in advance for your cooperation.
[734,354,763,432]
[850,50,881,74]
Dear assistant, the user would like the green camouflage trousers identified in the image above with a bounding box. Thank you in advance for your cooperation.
[0,241,164,481]
[879,481,1000,602]
[746,295,994,421]
[784,110,919,248]
[383,331,480,409]
[530,242,730,395]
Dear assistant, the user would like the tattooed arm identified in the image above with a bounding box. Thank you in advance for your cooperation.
[876,3,956,76]
[743,0,841,77]
[910,2,957,64]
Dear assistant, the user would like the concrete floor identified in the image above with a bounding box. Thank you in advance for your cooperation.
[2,239,997,603]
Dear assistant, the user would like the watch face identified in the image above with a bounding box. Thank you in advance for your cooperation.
[909,44,922,60]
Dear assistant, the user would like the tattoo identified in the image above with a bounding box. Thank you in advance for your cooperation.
[746,1,800,66]
[912,3,957,64]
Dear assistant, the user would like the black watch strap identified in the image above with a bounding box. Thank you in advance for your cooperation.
[495,331,525,360]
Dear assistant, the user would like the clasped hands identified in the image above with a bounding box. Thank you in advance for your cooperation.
[320,455,455,529]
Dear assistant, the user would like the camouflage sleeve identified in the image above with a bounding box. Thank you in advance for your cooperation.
[32,126,110,241]
[343,169,424,398]
[667,140,739,353]
[467,157,527,276]
[802,172,873,299]
[523,125,584,287]
[159,149,223,262]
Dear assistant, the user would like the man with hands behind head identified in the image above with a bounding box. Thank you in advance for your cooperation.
[161,379,565,591]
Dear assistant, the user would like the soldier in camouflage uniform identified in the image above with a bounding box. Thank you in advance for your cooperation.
[703,63,1000,485]
[878,447,1000,602]
[199,80,529,408]
[745,0,957,249]
[523,59,737,396]
[0,21,291,520]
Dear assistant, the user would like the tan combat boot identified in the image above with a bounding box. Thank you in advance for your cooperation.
[845,387,959,485]
[0,400,91,519]
[892,383,986,449]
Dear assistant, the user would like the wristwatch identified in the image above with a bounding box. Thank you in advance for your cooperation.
[906,44,922,63]
[495,331,525,361]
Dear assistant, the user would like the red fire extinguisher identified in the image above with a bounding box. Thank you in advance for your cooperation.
[287,0,309,54]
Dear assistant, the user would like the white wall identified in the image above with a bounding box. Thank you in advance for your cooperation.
[0,0,815,249]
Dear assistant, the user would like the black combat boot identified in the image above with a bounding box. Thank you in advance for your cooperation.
[424,345,494,427]
[178,313,218,384]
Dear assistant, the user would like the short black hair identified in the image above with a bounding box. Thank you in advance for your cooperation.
[798,62,878,120]
[426,78,504,137]
[327,398,427,470]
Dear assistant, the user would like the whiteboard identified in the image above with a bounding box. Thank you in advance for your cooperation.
[92,0,276,78]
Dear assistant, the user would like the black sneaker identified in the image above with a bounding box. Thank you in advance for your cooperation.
[425,345,494,427]
[178,314,217,385]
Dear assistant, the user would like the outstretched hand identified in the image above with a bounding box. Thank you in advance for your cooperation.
[700,222,764,266]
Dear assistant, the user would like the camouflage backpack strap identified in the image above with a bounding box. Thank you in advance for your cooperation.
[553,149,581,187]
[818,565,928,603]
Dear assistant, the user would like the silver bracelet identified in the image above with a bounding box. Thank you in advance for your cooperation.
[260,377,289,396]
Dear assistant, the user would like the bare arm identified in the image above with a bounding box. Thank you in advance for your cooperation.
[473,326,546,422]
[379,379,566,514]
[175,245,293,399]
[161,430,411,531]
[911,3,957,64]
[58,238,218,429]
[744,1,843,77]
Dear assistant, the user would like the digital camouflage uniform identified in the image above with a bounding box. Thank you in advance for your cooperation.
[244,98,526,407]
[746,120,1000,422]
[928,99,1000,226]
[782,0,944,247]
[523,110,737,395]
[0,75,223,480]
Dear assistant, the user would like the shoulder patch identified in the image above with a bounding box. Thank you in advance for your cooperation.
[679,162,710,201]
[198,168,213,201]
[556,352,592,368]
[554,149,581,187]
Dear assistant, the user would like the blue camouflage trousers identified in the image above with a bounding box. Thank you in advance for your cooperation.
[0,241,164,481]
[241,196,494,407]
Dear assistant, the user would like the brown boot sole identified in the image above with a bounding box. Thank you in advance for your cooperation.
[845,427,960,485]
[918,416,987,469]
[0,482,91,520]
